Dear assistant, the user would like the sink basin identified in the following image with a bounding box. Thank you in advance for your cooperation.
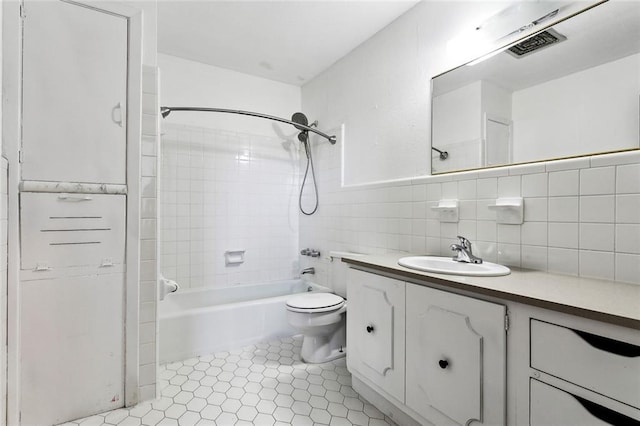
[398,256,510,277]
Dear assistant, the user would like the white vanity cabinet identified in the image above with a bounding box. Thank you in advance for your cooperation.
[346,268,506,425]
[343,257,640,426]
[21,0,128,184]
[405,284,507,426]
[347,269,406,403]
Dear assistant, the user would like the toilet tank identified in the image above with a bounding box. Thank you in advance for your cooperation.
[329,251,363,298]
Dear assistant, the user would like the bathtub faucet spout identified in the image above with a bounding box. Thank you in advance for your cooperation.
[301,267,315,275]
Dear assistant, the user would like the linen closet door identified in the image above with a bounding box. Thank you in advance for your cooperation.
[18,1,129,424]
[21,0,128,184]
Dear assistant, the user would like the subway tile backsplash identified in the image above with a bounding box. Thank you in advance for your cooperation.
[300,146,640,286]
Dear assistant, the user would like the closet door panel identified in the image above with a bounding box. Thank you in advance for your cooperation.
[20,273,125,425]
[22,0,128,184]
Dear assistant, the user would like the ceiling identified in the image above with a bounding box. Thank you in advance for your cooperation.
[157,0,420,86]
[433,1,640,96]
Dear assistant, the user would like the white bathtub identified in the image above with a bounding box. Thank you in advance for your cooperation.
[159,279,330,363]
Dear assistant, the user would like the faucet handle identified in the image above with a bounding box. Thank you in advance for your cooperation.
[456,236,471,250]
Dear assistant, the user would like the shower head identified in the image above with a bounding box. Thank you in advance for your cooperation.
[160,107,172,118]
[291,112,309,131]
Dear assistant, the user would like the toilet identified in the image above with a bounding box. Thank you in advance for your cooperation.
[286,251,354,363]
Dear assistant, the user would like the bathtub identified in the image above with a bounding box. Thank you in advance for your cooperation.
[159,279,330,363]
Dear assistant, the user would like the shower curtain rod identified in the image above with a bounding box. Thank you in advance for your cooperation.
[160,106,337,145]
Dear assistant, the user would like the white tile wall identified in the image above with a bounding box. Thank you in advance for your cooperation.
[139,66,160,402]
[160,123,300,290]
[299,147,640,286]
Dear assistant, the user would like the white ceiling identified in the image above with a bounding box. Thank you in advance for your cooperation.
[433,1,640,96]
[157,0,420,86]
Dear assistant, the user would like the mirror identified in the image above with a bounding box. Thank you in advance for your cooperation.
[431,1,640,174]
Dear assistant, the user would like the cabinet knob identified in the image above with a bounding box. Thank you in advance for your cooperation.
[438,359,449,369]
[366,325,374,333]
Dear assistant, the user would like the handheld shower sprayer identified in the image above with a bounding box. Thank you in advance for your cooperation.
[292,112,319,215]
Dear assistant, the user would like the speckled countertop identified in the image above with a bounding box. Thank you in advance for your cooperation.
[342,253,640,330]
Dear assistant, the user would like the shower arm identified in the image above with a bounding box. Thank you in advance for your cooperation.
[160,106,337,145]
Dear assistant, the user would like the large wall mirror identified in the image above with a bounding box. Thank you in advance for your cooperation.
[431,0,640,174]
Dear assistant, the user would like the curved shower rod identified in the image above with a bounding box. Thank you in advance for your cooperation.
[160,106,337,145]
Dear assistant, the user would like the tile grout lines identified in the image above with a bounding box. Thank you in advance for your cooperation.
[63,335,396,426]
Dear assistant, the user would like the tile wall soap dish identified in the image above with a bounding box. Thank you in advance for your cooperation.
[488,197,524,224]
[431,199,459,223]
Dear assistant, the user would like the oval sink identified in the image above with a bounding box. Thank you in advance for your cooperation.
[398,256,510,277]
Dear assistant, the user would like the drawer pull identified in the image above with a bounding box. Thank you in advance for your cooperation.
[573,329,640,358]
[572,394,640,426]
[438,359,449,369]
[58,194,92,202]
[366,325,374,333]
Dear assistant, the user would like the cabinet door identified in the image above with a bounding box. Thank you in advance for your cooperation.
[406,284,506,426]
[22,0,128,184]
[20,273,125,425]
[347,269,405,402]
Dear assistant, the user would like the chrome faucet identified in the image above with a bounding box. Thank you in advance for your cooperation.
[301,267,315,275]
[450,236,483,264]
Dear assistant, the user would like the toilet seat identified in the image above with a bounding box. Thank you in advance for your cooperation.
[286,293,345,313]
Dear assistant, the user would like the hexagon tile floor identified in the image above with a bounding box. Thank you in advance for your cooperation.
[64,335,397,426]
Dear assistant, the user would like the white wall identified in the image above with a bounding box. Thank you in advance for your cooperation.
[299,1,640,288]
[159,54,301,137]
[158,55,302,289]
[302,1,508,186]
[512,53,640,163]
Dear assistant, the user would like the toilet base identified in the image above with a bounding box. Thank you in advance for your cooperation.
[298,319,346,364]
[300,336,346,364]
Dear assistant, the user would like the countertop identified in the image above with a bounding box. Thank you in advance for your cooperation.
[342,253,640,330]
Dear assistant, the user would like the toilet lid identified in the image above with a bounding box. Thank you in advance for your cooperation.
[286,293,345,313]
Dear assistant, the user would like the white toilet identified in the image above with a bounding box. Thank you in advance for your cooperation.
[286,251,353,363]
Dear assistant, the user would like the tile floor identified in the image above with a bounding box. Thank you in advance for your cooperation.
[66,336,396,426]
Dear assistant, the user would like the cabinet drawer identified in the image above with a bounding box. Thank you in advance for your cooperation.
[20,192,126,270]
[531,319,640,409]
[530,379,640,425]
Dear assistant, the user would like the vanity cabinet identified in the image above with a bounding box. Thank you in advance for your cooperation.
[406,284,507,426]
[346,268,506,425]
[343,258,640,426]
[346,269,405,402]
